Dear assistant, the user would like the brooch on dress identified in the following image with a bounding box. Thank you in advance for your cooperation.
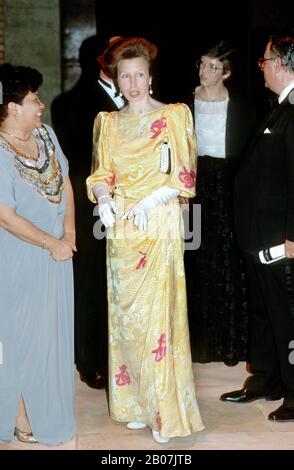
[159,139,171,174]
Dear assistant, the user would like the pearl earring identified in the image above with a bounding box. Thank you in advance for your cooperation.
[149,83,153,95]
[119,91,123,97]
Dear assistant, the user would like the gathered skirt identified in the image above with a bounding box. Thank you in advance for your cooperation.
[107,199,204,437]
[185,156,249,365]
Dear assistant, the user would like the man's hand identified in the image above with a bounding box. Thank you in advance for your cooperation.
[285,239,294,258]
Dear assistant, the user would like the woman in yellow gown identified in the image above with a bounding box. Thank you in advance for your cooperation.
[86,37,204,444]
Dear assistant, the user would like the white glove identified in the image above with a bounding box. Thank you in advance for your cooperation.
[93,183,117,228]
[122,186,180,231]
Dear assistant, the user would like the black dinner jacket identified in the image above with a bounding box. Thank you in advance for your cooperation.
[226,93,257,158]
[234,90,294,254]
[51,78,119,176]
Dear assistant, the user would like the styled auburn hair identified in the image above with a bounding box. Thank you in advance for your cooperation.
[100,37,158,80]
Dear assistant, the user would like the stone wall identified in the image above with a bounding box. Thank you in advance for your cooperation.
[0,0,4,63]
[3,0,61,124]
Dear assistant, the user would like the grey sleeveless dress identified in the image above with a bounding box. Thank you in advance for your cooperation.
[0,125,75,445]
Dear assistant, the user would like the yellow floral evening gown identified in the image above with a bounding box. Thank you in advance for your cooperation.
[87,103,204,437]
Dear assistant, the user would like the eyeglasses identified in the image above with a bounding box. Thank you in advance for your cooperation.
[196,59,223,73]
[257,57,276,70]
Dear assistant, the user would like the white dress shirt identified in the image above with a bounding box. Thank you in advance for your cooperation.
[278,80,294,104]
[98,77,124,109]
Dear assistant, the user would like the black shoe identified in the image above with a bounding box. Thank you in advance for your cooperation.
[223,353,239,367]
[220,388,283,403]
[79,372,107,389]
[268,403,294,421]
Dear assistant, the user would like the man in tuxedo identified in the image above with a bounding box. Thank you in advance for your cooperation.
[51,36,124,389]
[220,32,294,421]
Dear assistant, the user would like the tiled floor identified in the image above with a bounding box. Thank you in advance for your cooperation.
[1,362,294,450]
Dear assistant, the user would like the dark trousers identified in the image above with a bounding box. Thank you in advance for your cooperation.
[244,255,294,400]
[73,176,108,378]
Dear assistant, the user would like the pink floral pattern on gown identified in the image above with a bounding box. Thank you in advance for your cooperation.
[87,104,204,437]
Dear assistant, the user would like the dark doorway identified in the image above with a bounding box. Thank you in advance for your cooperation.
[95,3,251,103]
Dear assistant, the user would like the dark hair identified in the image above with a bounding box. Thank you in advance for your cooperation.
[269,33,294,73]
[201,40,236,75]
[100,37,158,80]
[0,63,43,122]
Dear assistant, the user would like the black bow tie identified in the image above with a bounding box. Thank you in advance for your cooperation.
[98,77,112,89]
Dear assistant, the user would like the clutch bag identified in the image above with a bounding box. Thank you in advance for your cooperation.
[159,139,171,174]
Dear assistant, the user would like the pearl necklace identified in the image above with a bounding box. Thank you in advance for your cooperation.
[0,128,32,142]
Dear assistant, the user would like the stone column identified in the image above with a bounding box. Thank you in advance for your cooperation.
[3,0,61,124]
[0,0,4,64]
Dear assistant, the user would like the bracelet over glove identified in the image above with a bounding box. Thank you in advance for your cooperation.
[93,183,117,228]
[122,186,180,231]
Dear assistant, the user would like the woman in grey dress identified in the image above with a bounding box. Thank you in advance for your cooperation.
[0,64,76,445]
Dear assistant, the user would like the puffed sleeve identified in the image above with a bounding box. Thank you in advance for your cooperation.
[44,124,69,177]
[0,152,16,209]
[166,103,197,197]
[86,112,115,203]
